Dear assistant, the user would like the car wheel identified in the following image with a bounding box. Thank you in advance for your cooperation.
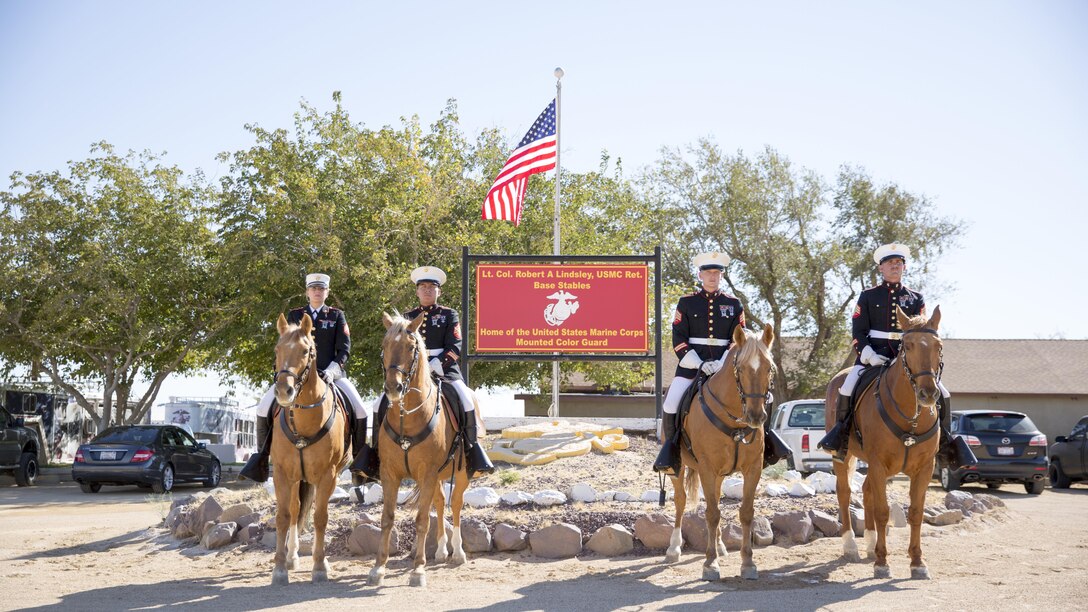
[1024,479,1045,495]
[204,461,222,488]
[986,483,1001,490]
[79,481,102,493]
[940,466,961,492]
[1050,462,1072,489]
[14,452,38,487]
[152,464,175,494]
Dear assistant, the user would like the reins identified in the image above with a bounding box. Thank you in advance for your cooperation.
[873,327,941,472]
[274,338,339,481]
[693,346,775,473]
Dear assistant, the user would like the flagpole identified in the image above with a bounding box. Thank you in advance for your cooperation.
[549,66,564,420]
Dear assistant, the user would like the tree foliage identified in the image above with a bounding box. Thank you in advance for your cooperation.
[0,143,221,427]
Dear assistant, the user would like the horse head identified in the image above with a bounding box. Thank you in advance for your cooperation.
[896,304,943,407]
[273,312,316,407]
[730,323,776,427]
[381,311,426,404]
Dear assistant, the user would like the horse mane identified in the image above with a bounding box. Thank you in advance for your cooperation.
[383,312,425,352]
[735,328,775,372]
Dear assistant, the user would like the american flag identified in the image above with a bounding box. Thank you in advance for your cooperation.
[481,100,557,226]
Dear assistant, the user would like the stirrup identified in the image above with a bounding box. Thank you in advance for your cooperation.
[653,442,681,475]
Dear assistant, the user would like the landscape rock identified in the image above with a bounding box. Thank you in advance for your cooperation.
[533,490,567,506]
[464,487,501,507]
[783,470,803,482]
[494,523,528,552]
[187,496,224,536]
[219,503,255,525]
[587,524,634,556]
[788,483,817,498]
[721,477,745,499]
[806,471,837,494]
[237,523,263,543]
[529,523,582,558]
[424,514,454,559]
[640,489,666,503]
[752,517,774,546]
[633,513,674,549]
[975,493,1005,509]
[924,507,964,526]
[461,518,492,553]
[849,506,865,536]
[613,491,638,502]
[570,483,597,503]
[809,509,841,537]
[597,490,618,502]
[233,512,261,530]
[681,512,708,550]
[330,486,349,502]
[202,522,237,549]
[944,490,973,510]
[348,523,397,556]
[722,522,744,550]
[772,510,814,544]
[501,490,534,506]
[364,484,383,504]
[764,483,789,497]
[890,503,907,528]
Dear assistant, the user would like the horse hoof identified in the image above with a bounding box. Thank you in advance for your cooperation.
[367,568,384,587]
[874,565,891,579]
[844,550,862,563]
[410,572,427,588]
[665,550,681,564]
[449,552,467,567]
[741,566,759,581]
[702,566,722,582]
[911,566,931,580]
[272,569,289,586]
[312,570,328,583]
[285,557,298,571]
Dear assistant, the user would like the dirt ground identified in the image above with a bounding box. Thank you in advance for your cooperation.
[2,438,1087,611]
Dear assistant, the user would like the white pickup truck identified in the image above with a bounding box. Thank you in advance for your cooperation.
[770,399,834,475]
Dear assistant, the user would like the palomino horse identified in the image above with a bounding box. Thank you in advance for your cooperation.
[369,312,472,588]
[269,313,350,585]
[825,305,943,579]
[667,324,776,581]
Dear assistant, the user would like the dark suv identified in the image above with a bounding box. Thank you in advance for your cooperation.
[0,405,45,486]
[1049,415,1088,489]
[939,410,1049,495]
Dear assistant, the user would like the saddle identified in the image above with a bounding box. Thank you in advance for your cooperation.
[435,378,466,434]
[329,384,353,452]
[846,364,887,450]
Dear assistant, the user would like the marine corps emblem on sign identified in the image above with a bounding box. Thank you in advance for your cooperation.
[543,290,580,327]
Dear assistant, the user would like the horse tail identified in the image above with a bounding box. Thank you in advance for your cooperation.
[684,466,701,507]
[297,481,315,533]
[402,484,422,511]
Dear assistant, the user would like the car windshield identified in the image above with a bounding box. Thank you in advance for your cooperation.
[964,414,1038,434]
[788,404,825,428]
[93,427,160,444]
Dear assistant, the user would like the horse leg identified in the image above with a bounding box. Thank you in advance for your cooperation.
[700,469,724,581]
[271,477,294,585]
[834,457,860,561]
[665,469,685,563]
[862,472,877,559]
[448,470,469,566]
[867,465,891,578]
[285,481,302,571]
[310,474,337,583]
[368,474,400,587]
[432,484,450,564]
[739,463,761,580]
[908,466,932,580]
[410,475,439,587]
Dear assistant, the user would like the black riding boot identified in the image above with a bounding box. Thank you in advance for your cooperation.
[239,415,271,482]
[349,417,379,479]
[936,396,977,469]
[653,412,682,475]
[464,421,495,477]
[358,397,388,482]
[763,422,793,468]
[817,394,852,462]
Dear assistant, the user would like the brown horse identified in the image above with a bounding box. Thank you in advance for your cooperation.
[825,305,943,579]
[368,312,472,588]
[667,324,776,581]
[269,313,350,585]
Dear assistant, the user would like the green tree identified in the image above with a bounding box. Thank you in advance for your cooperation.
[0,143,224,428]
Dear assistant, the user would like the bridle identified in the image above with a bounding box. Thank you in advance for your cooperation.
[899,328,944,398]
[381,334,433,417]
[732,349,775,407]
[275,342,326,409]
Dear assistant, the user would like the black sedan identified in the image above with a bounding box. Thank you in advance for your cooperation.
[72,424,221,493]
[939,410,1049,495]
[1049,415,1088,489]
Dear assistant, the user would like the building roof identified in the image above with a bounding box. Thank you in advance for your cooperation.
[559,338,1088,397]
[939,339,1088,396]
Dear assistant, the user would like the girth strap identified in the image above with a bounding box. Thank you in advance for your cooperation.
[279,402,339,451]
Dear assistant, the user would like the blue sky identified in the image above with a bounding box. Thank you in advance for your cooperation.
[3,1,1085,402]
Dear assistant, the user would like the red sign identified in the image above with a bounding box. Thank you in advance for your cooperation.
[475,264,649,353]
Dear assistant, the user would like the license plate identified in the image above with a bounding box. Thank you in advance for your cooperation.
[996,446,1014,456]
[99,451,117,460]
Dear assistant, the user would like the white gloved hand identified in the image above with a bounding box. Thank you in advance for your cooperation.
[701,357,724,375]
[861,345,888,366]
[429,357,444,376]
[323,361,344,381]
[679,350,703,370]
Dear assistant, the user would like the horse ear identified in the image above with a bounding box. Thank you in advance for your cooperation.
[382,312,394,329]
[277,313,289,335]
[300,313,313,335]
[733,323,747,348]
[408,312,426,334]
[928,305,941,330]
[761,323,775,348]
